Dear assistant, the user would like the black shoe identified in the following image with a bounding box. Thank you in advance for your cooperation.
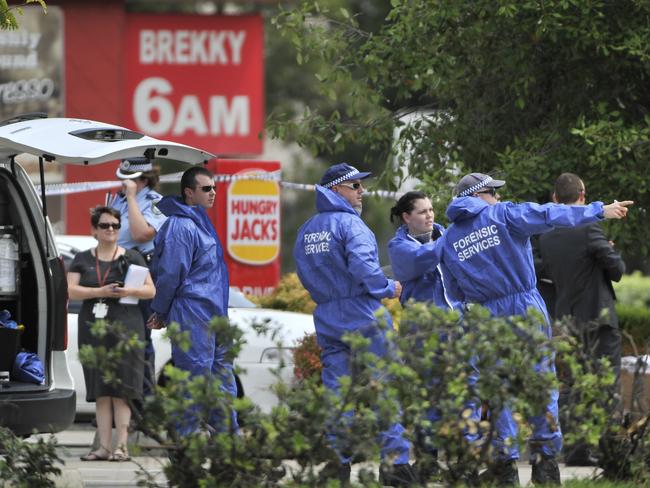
[379,463,418,487]
[564,453,599,467]
[531,457,561,486]
[480,460,520,487]
[563,444,599,467]
[318,461,351,486]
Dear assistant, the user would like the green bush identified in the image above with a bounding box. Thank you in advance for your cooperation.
[611,272,650,354]
[74,307,650,486]
[616,304,650,354]
[0,427,62,487]
[613,272,650,308]
[247,273,316,314]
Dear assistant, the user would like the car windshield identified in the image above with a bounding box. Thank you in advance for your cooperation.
[228,289,257,308]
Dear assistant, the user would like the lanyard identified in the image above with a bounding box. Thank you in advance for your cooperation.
[95,246,119,288]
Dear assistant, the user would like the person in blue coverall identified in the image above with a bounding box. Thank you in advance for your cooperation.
[146,166,237,436]
[293,163,417,487]
[109,158,167,397]
[388,191,471,481]
[439,172,632,486]
[389,191,458,311]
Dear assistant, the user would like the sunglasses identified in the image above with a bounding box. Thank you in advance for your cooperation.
[97,222,121,230]
[338,182,363,190]
[475,187,497,196]
[197,185,216,193]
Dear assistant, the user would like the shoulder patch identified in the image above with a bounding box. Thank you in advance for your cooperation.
[151,200,163,216]
[145,191,162,200]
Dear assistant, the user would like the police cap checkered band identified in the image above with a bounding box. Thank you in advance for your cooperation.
[454,172,505,197]
[116,158,153,179]
[319,163,372,188]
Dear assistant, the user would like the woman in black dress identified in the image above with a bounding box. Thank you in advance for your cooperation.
[67,206,155,461]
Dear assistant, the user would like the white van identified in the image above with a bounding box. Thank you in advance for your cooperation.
[0,114,212,435]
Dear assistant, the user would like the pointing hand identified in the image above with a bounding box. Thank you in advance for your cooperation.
[603,200,633,219]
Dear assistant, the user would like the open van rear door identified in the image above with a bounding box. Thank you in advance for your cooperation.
[0,117,214,164]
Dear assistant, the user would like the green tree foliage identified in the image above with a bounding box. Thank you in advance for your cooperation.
[0,427,62,488]
[0,1,46,29]
[269,0,650,257]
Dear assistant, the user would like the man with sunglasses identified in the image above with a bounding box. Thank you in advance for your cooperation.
[538,173,625,467]
[293,163,416,486]
[147,166,237,436]
[438,172,633,486]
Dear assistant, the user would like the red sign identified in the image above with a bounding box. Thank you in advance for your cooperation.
[207,159,281,296]
[124,14,264,156]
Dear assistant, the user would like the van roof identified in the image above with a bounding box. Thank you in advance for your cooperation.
[0,117,214,165]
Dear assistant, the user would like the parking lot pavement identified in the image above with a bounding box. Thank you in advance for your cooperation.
[31,424,167,487]
[32,424,601,487]
[50,460,598,488]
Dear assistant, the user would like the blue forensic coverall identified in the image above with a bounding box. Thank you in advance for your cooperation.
[293,185,411,465]
[388,224,477,451]
[441,196,606,460]
[388,223,457,309]
[150,195,237,435]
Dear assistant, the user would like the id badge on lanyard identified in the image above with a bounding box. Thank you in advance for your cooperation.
[93,301,108,319]
[93,246,118,319]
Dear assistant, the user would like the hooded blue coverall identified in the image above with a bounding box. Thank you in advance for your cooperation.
[388,223,457,310]
[388,224,478,451]
[293,186,411,465]
[150,195,237,435]
[440,196,606,460]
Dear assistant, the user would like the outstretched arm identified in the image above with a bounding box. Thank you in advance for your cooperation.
[504,200,632,238]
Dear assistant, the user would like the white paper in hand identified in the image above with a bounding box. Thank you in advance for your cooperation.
[119,264,149,305]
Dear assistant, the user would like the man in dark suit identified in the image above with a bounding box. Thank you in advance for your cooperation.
[538,172,625,466]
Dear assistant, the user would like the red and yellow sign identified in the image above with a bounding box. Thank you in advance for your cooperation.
[209,160,281,296]
[227,169,280,265]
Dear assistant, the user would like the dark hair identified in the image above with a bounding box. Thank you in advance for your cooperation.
[138,166,160,189]
[90,205,120,227]
[180,166,214,202]
[390,191,429,225]
[554,173,584,204]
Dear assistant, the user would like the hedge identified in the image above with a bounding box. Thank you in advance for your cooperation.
[255,273,650,354]
[613,271,650,308]
[617,303,650,354]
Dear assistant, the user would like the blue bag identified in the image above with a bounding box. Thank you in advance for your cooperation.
[12,352,45,385]
[0,309,17,329]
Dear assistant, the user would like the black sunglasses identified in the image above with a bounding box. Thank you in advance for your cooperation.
[197,185,216,193]
[97,222,121,230]
[475,187,497,196]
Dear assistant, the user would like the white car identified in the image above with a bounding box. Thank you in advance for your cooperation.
[56,235,314,417]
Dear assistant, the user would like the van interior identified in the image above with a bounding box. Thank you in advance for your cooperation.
[0,163,57,393]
